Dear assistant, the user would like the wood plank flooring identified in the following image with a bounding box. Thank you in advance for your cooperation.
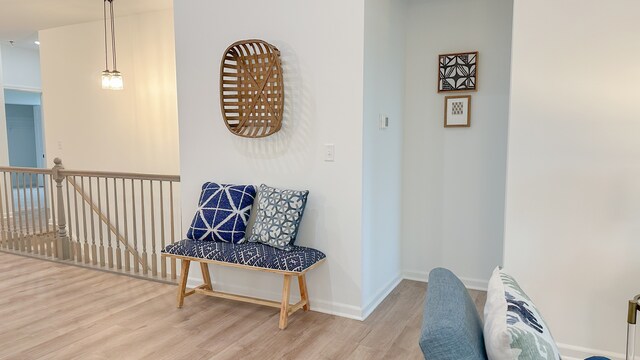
[0,252,486,360]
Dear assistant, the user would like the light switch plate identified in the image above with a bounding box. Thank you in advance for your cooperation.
[324,144,335,162]
[379,114,389,129]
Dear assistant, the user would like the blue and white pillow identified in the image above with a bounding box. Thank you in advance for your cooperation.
[186,182,257,244]
[484,266,562,360]
[249,184,309,250]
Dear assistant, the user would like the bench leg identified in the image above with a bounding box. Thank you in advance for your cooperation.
[200,262,213,290]
[298,274,310,311]
[279,274,292,330]
[177,259,191,308]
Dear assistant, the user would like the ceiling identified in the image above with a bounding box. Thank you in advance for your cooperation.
[0,0,172,48]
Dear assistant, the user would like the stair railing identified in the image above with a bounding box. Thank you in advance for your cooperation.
[0,158,181,283]
[0,166,56,257]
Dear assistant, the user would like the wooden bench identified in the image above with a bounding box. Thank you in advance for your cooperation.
[161,240,326,329]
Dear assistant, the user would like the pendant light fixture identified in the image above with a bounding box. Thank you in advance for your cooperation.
[101,0,123,90]
[101,0,111,89]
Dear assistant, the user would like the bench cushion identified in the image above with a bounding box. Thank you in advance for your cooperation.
[162,239,326,272]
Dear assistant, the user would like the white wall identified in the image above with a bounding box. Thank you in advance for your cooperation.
[0,44,41,90]
[33,105,44,168]
[401,0,513,288]
[0,47,8,166]
[174,0,366,318]
[4,89,41,105]
[504,1,640,358]
[0,45,40,167]
[39,9,179,174]
[362,0,406,315]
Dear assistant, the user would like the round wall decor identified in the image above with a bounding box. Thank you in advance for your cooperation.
[220,39,284,138]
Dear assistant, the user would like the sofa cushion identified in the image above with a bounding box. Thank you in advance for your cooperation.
[186,182,257,244]
[420,268,488,360]
[484,266,561,360]
[162,239,326,272]
[248,184,309,250]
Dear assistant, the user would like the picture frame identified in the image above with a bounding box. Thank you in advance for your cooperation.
[438,51,478,92]
[444,95,471,128]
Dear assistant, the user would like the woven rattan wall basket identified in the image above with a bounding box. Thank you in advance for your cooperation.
[220,39,284,138]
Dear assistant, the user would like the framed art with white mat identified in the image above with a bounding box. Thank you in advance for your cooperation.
[444,95,471,127]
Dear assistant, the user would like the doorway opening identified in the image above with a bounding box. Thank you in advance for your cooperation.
[4,89,44,169]
[4,88,46,208]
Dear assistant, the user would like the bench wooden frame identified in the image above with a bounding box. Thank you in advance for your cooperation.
[162,253,326,330]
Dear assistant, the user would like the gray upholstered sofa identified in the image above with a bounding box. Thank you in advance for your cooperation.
[419,268,488,360]
[419,268,608,360]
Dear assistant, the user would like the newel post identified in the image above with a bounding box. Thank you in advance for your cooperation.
[52,158,70,260]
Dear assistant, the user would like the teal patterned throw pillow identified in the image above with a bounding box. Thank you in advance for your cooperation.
[248,184,309,250]
[484,267,562,360]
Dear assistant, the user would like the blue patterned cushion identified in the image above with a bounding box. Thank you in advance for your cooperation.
[161,239,228,261]
[249,184,309,250]
[162,239,326,272]
[186,182,256,244]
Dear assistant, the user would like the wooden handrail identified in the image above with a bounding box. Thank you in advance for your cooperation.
[0,166,179,182]
[59,169,179,182]
[0,166,51,174]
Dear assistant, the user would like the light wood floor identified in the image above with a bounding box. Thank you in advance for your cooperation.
[0,252,486,360]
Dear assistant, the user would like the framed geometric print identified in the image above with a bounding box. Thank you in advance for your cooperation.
[444,95,471,127]
[438,51,478,92]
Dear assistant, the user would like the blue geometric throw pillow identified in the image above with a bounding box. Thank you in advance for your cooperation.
[248,184,309,250]
[186,182,257,244]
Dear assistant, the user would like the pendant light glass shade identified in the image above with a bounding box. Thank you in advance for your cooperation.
[109,71,123,90]
[101,70,111,89]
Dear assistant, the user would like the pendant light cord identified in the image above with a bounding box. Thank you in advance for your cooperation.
[109,0,117,71]
[103,0,109,71]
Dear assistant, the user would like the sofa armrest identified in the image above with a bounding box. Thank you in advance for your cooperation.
[419,268,488,360]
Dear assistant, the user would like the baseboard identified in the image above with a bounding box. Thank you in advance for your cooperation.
[187,273,404,321]
[185,270,476,321]
[403,269,489,291]
[459,277,488,291]
[557,342,635,360]
[401,270,428,283]
[361,273,403,320]
[186,277,365,320]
